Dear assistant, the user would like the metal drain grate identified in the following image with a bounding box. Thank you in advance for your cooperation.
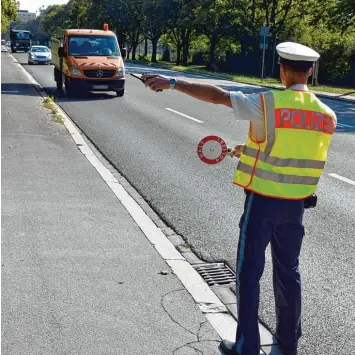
[194,263,236,286]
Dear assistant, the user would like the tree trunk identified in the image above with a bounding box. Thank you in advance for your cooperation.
[131,31,140,60]
[181,30,189,66]
[208,32,217,71]
[176,44,182,65]
[162,46,171,61]
[270,32,277,77]
[132,44,137,60]
[144,37,148,56]
[182,42,189,66]
[116,25,125,49]
[151,37,159,62]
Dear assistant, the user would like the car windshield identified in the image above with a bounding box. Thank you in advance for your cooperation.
[31,47,49,52]
[68,35,120,56]
[15,32,31,40]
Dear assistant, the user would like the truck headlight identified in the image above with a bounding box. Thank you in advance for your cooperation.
[116,68,125,76]
[70,67,81,76]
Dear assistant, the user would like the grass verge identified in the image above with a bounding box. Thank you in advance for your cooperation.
[43,96,64,125]
[127,59,355,97]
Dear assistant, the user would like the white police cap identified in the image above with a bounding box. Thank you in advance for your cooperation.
[276,42,320,62]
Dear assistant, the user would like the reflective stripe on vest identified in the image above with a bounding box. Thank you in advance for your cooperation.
[237,161,319,185]
[242,146,326,169]
[233,89,335,199]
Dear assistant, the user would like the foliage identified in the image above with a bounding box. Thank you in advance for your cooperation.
[6,0,354,86]
[39,5,68,38]
[1,0,18,33]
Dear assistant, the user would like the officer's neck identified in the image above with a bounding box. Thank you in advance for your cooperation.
[285,78,309,89]
[284,74,309,89]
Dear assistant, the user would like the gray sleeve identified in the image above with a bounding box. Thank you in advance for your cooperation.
[230,91,264,122]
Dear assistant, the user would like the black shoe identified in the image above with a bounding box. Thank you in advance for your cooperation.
[219,339,239,354]
[274,334,298,355]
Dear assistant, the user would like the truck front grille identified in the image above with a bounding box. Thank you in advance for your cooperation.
[83,70,116,78]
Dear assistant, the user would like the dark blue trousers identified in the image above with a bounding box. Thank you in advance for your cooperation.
[235,191,305,355]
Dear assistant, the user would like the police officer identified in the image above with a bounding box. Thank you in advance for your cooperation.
[142,42,337,355]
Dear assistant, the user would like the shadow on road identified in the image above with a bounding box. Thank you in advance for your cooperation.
[55,90,117,103]
[23,83,117,102]
[1,83,39,96]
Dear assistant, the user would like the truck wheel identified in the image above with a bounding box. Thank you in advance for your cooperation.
[57,75,63,91]
[54,69,63,91]
[56,77,63,91]
[115,90,124,97]
[65,76,74,97]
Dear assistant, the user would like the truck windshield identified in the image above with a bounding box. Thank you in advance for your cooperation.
[15,32,31,40]
[68,35,120,56]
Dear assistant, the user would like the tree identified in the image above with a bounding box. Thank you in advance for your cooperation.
[39,5,69,37]
[65,0,92,29]
[1,0,18,33]
[195,0,240,71]
[117,0,145,60]
[165,0,199,65]
[284,5,355,86]
[143,0,173,62]
[332,0,355,31]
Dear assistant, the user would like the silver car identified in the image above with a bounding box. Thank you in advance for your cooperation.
[28,46,51,65]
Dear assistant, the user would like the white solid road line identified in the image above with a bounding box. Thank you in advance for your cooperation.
[165,107,204,123]
[328,173,355,186]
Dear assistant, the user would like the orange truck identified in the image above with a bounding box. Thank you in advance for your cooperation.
[51,24,126,97]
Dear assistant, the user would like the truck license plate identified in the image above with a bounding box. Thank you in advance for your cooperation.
[93,85,108,90]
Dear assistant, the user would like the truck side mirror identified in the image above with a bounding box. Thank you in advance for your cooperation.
[121,48,127,59]
[58,47,65,57]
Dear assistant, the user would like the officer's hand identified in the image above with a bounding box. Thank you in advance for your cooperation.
[142,74,170,92]
[229,144,245,158]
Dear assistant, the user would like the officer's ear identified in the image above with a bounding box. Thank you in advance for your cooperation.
[307,66,314,77]
[280,63,288,77]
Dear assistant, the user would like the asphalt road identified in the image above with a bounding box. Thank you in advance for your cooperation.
[11,52,355,355]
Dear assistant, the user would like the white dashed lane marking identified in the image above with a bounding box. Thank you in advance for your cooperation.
[165,108,204,124]
[328,173,355,186]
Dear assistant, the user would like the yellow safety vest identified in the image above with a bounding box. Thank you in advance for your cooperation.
[233,89,336,199]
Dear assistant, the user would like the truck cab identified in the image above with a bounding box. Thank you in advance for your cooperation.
[10,30,32,53]
[52,24,126,97]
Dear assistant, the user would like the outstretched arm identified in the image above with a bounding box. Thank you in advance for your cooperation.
[141,74,232,108]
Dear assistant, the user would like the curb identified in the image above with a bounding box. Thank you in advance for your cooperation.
[126,60,355,104]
